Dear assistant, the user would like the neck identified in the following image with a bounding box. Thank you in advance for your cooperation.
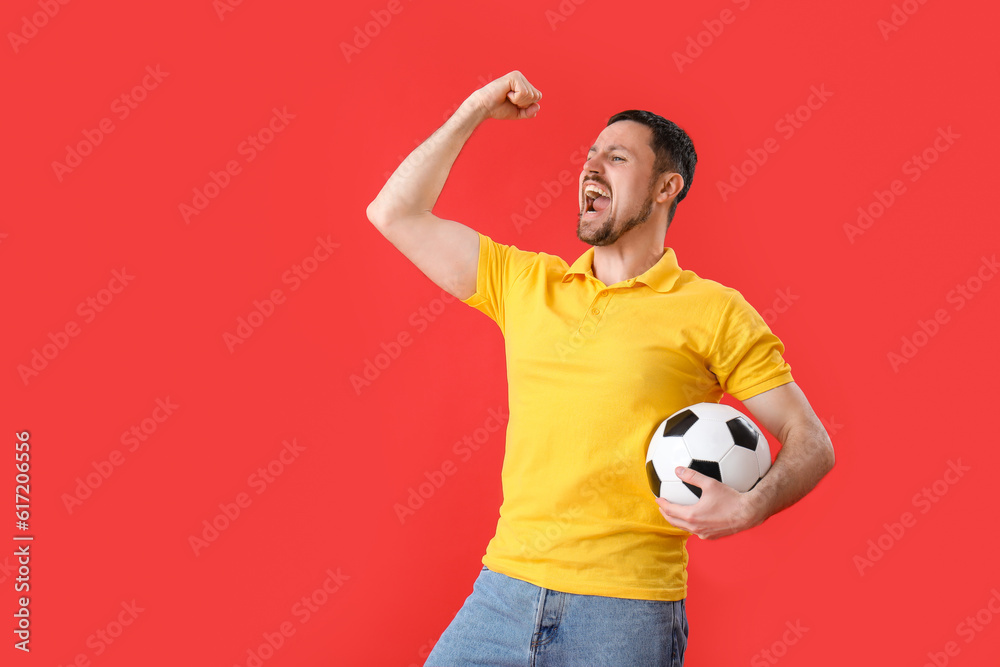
[591,223,667,286]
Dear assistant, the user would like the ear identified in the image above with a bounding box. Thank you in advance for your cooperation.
[655,172,684,205]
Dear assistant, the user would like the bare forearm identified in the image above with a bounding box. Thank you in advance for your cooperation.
[367,72,542,222]
[367,101,487,223]
[745,420,835,525]
[659,383,837,540]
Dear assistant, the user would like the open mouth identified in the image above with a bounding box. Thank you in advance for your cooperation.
[583,182,612,215]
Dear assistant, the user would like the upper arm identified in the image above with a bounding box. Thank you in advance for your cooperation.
[367,210,480,301]
[741,381,831,451]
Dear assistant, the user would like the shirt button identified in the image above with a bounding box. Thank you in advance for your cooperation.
[592,308,600,315]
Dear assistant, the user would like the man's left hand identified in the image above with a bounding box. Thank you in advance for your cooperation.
[655,466,763,540]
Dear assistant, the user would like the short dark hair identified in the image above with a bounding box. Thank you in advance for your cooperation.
[606,110,697,223]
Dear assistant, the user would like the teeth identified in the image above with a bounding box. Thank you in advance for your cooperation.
[584,184,610,199]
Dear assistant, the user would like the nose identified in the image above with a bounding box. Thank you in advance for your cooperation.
[583,153,604,177]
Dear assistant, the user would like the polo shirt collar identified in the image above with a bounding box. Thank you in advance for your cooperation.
[563,246,682,293]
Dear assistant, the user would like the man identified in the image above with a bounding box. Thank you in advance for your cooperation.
[367,71,835,666]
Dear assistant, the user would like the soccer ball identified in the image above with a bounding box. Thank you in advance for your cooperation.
[645,402,771,505]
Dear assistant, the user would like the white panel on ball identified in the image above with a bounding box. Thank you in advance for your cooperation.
[754,434,772,478]
[688,402,741,421]
[682,419,733,461]
[719,445,760,493]
[647,436,692,481]
[658,480,701,505]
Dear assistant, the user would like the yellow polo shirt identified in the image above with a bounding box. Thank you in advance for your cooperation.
[460,231,794,601]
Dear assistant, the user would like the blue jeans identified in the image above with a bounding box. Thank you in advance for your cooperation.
[425,565,688,666]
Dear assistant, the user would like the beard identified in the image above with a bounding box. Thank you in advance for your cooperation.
[576,183,655,247]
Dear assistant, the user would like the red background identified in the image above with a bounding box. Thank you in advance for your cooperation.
[3,0,999,665]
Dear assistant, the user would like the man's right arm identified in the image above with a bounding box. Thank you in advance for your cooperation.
[365,71,542,301]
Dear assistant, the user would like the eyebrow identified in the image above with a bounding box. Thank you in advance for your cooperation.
[588,144,633,155]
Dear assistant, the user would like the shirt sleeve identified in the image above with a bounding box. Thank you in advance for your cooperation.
[708,289,794,401]
[460,232,539,335]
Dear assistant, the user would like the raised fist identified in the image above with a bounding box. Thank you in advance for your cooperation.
[464,70,542,121]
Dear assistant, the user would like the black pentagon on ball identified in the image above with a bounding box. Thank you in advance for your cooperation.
[645,459,661,496]
[662,409,698,438]
[727,416,759,451]
[685,459,722,498]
